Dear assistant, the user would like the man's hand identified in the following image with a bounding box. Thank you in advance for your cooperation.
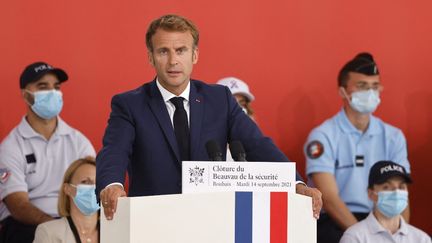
[296,183,323,219]
[100,185,127,220]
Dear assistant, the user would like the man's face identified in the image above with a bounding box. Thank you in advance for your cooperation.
[22,73,61,105]
[341,72,382,99]
[368,176,408,203]
[148,29,199,95]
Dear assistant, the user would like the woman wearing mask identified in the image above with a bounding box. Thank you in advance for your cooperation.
[33,157,100,243]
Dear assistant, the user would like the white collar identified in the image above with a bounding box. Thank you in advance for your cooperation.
[17,116,73,139]
[367,212,408,236]
[156,78,190,102]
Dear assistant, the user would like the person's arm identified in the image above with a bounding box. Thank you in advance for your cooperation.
[3,192,53,225]
[296,183,323,219]
[223,87,322,217]
[97,94,136,219]
[96,94,134,195]
[311,172,358,230]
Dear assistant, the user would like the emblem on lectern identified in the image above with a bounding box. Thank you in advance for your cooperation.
[189,166,205,186]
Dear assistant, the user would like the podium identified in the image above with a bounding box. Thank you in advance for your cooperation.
[101,191,316,243]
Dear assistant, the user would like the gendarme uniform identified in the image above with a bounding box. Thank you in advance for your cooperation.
[340,212,431,243]
[0,116,96,220]
[304,108,410,213]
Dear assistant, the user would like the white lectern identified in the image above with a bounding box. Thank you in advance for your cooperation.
[101,191,316,243]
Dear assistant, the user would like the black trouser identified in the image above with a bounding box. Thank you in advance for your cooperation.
[0,217,37,243]
[317,212,368,243]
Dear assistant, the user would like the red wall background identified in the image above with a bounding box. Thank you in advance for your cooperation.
[1,0,431,234]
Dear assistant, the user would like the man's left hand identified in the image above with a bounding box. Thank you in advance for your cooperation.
[296,183,323,219]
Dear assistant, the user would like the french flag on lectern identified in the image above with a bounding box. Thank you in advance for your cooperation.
[101,191,315,243]
[235,192,289,243]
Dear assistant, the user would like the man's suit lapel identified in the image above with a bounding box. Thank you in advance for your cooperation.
[147,81,181,162]
[189,81,204,159]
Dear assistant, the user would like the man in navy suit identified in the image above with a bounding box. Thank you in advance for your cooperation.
[97,14,322,220]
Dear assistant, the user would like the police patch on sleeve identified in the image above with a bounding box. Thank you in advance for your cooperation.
[0,168,11,184]
[306,140,324,159]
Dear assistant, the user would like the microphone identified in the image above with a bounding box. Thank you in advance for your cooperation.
[229,141,247,161]
[205,140,223,161]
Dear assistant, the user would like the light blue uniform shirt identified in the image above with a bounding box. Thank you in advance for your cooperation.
[304,109,410,213]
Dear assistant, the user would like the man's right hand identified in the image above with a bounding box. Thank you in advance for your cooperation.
[100,184,127,220]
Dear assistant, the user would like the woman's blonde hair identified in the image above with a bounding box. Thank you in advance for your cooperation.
[58,157,96,217]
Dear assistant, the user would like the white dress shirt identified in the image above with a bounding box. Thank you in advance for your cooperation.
[156,79,191,127]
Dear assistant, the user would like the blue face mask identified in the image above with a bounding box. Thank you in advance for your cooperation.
[350,89,381,114]
[26,90,63,119]
[70,184,100,216]
[376,190,408,218]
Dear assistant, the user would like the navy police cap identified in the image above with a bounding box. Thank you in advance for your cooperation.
[20,62,68,89]
[342,52,379,76]
[368,160,412,188]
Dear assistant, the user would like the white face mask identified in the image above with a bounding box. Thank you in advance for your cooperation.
[349,89,381,114]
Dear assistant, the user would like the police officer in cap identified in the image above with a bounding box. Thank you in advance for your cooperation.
[303,53,411,243]
[340,161,430,243]
[0,62,95,243]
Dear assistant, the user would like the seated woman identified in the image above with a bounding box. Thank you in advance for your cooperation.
[33,158,100,243]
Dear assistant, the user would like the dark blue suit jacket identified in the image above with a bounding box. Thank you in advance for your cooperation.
[96,79,302,196]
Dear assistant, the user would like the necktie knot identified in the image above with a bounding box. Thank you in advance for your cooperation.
[170,97,185,109]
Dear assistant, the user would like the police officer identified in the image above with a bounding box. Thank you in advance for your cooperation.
[304,53,411,243]
[340,161,430,243]
[0,62,96,243]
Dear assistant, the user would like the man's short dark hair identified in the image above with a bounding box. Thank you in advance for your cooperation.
[145,14,199,52]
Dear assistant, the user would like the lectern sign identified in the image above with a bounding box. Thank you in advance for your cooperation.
[182,161,296,193]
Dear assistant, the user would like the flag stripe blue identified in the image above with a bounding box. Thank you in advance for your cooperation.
[235,192,253,243]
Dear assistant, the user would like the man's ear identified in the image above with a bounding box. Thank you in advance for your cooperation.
[368,188,378,203]
[338,86,346,99]
[22,89,34,105]
[192,47,199,64]
[148,51,155,67]
[338,86,348,99]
